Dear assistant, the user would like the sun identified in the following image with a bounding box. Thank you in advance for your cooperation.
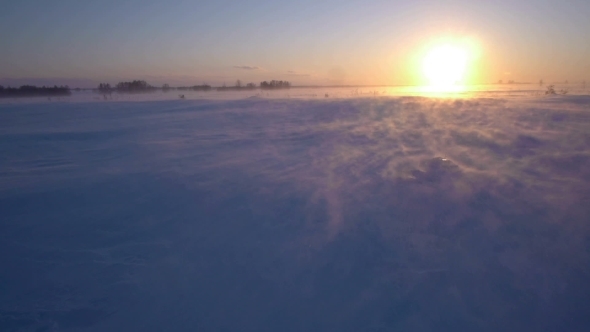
[422,43,471,89]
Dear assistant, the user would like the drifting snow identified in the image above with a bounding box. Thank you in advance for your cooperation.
[1,93,590,331]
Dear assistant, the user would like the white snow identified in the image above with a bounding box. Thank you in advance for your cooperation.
[1,89,590,331]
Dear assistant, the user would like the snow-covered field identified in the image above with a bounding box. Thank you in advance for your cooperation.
[2,91,590,331]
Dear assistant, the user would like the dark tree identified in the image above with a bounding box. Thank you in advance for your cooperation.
[191,84,212,91]
[176,84,211,91]
[0,85,71,98]
[115,80,154,92]
[98,83,112,92]
[260,80,291,89]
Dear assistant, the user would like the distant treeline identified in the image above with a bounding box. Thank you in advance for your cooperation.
[260,80,290,89]
[0,85,71,98]
[98,80,157,93]
[215,80,291,90]
[216,80,257,91]
[97,79,291,93]
[177,85,212,91]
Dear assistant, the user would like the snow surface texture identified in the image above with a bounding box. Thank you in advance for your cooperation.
[1,94,590,331]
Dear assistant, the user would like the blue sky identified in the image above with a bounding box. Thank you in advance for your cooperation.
[1,0,589,87]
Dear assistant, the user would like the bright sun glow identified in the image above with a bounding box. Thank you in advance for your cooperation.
[422,43,471,90]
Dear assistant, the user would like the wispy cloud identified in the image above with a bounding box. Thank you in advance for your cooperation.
[286,70,312,77]
[233,65,261,70]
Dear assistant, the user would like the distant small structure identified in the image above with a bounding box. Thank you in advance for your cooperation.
[545,85,568,95]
